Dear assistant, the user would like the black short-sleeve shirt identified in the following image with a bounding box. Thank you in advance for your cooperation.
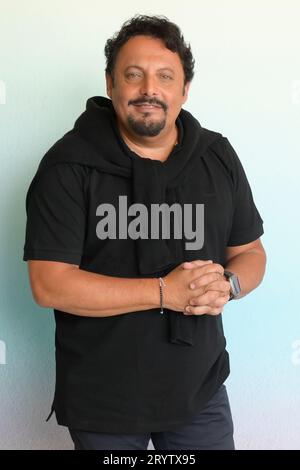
[23,124,264,433]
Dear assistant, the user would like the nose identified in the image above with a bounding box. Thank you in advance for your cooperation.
[139,75,158,96]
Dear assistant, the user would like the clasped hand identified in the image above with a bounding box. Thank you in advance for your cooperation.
[183,260,231,316]
[164,259,231,316]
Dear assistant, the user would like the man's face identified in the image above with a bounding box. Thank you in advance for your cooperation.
[106,35,190,138]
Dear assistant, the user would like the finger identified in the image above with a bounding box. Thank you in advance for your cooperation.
[189,273,224,289]
[182,259,213,269]
[189,290,221,306]
[183,305,212,315]
[203,280,231,294]
[208,307,224,316]
[188,264,224,283]
[202,263,224,276]
[211,294,231,308]
[183,305,223,316]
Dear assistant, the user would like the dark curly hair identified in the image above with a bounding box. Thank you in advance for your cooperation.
[104,15,195,86]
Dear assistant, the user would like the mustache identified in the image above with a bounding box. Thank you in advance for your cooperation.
[128,98,168,112]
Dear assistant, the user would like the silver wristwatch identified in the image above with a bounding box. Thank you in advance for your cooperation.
[224,270,241,300]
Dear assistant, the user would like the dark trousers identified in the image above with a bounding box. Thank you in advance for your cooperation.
[69,384,235,450]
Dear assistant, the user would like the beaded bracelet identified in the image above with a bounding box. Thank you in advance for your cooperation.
[159,277,166,314]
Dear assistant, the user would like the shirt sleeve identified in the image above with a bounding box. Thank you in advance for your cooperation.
[23,163,88,265]
[223,138,264,246]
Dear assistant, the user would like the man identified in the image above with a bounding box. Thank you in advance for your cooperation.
[23,15,266,450]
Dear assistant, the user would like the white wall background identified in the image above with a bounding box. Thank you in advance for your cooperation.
[0,0,299,449]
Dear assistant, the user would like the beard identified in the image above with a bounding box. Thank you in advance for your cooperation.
[127,112,166,137]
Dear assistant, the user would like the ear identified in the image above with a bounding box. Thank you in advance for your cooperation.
[105,73,113,99]
[182,81,191,104]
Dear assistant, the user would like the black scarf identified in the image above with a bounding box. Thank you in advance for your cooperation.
[26,97,222,346]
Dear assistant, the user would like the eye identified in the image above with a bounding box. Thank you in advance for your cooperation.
[159,74,173,81]
[126,72,142,80]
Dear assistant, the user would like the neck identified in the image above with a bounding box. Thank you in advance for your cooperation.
[117,119,178,162]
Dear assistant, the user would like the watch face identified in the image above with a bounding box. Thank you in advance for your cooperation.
[224,271,241,297]
[230,274,241,296]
